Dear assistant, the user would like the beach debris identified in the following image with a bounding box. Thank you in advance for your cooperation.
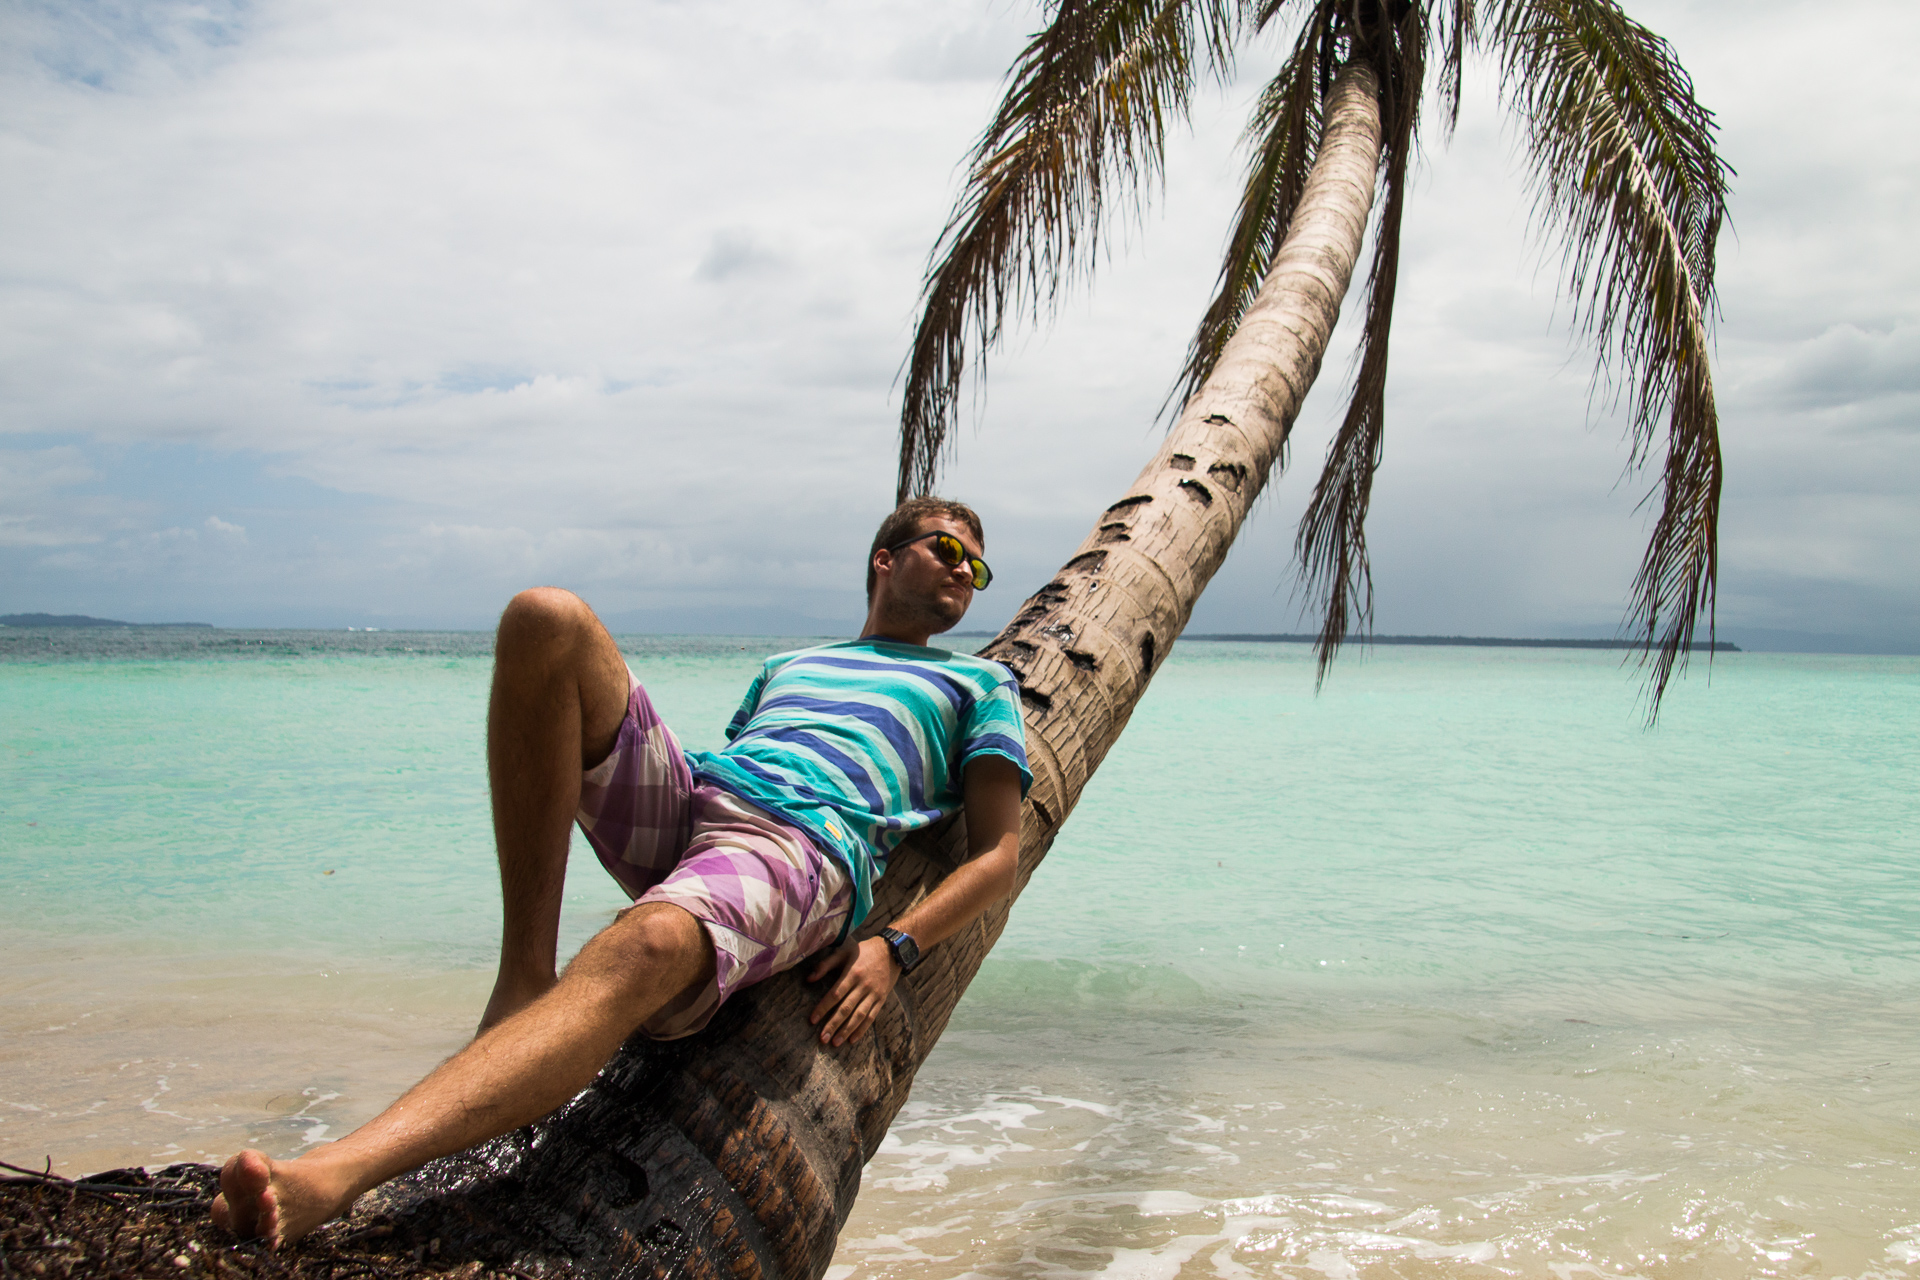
[0,1163,525,1278]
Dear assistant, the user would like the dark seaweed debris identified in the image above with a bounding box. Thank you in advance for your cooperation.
[0,1163,521,1279]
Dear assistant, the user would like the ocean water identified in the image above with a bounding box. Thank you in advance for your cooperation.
[2,629,1917,1278]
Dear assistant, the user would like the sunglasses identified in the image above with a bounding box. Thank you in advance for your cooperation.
[888,530,993,590]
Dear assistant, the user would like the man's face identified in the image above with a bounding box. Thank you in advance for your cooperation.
[879,515,981,633]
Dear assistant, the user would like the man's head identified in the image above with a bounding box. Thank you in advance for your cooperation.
[866,498,985,599]
[864,498,987,639]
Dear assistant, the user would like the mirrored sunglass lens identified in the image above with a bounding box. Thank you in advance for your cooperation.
[927,532,988,587]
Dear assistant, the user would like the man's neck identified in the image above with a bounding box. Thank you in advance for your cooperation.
[858,603,942,648]
[858,619,933,648]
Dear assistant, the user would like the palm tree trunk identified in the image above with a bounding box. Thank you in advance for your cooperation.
[363,62,1384,1280]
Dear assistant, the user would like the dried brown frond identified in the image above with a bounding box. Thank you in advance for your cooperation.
[1295,1,1426,685]
[1434,0,1477,134]
[896,0,1247,502]
[1164,4,1331,414]
[0,1164,507,1278]
[1487,0,1731,716]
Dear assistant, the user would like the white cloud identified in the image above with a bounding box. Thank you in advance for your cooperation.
[0,446,121,548]
[1,0,1915,646]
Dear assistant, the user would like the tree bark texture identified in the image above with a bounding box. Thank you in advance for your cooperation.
[347,63,1386,1280]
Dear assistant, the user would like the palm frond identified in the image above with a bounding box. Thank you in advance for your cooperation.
[897,0,1247,502]
[1295,0,1426,685]
[1434,0,1478,135]
[1487,0,1731,714]
[1165,6,1332,413]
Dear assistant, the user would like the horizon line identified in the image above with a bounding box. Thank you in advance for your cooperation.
[948,630,1741,652]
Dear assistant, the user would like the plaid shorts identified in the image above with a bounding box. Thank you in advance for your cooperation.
[575,670,852,1039]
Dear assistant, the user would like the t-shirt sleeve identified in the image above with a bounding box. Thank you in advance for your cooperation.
[960,663,1033,797]
[723,666,770,742]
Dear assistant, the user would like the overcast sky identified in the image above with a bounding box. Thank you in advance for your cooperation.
[2,0,1914,653]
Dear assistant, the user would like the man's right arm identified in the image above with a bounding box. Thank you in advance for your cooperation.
[804,755,1022,1047]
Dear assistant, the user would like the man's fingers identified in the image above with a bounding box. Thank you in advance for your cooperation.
[811,939,899,1043]
[836,994,879,1046]
[820,989,858,1042]
[824,998,857,1045]
[838,996,875,1046]
[807,949,858,1022]
[806,943,853,983]
[823,989,886,1047]
[810,978,851,1025]
[809,974,843,1023]
[813,966,862,1024]
[819,988,856,1043]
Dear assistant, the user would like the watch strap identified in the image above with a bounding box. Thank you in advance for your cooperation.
[879,927,921,973]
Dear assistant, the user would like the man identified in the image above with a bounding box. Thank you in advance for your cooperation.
[212,498,1029,1248]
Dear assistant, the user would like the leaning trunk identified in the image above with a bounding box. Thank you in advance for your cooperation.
[359,63,1385,1280]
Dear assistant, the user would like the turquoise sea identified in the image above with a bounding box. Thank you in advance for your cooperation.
[2,629,1917,1278]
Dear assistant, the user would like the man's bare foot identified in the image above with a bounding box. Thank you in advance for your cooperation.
[478,968,555,1034]
[211,1148,360,1249]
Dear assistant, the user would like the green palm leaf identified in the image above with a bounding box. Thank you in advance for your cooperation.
[1434,0,1477,133]
[1487,0,1732,711]
[899,0,1729,718]
[897,0,1244,502]
[1295,1,1427,684]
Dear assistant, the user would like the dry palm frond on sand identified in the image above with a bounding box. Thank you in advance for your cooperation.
[0,1163,523,1280]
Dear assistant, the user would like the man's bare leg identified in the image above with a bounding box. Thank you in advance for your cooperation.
[213,902,715,1248]
[478,588,633,1031]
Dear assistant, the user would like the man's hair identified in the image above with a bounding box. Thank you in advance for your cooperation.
[866,497,985,600]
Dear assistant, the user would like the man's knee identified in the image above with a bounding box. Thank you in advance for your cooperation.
[491,588,630,762]
[573,904,714,1002]
[498,587,596,653]
[495,589,622,690]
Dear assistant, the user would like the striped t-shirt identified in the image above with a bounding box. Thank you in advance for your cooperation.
[685,637,1032,929]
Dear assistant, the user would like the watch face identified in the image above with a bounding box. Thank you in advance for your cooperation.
[886,929,920,971]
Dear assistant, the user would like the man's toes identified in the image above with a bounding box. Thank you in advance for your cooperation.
[216,1149,279,1241]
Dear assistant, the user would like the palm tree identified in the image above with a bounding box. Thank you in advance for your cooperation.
[331,5,1730,1275]
[902,0,1728,702]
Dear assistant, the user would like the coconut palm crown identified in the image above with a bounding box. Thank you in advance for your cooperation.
[898,0,1731,709]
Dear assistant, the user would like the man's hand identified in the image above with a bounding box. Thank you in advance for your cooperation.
[806,936,899,1047]
[803,755,1021,1049]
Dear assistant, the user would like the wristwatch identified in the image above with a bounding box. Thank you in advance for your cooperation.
[879,927,922,973]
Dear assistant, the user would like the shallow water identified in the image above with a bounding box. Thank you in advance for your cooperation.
[2,631,1916,1276]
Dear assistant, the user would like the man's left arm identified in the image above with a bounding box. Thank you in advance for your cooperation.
[807,754,1024,1047]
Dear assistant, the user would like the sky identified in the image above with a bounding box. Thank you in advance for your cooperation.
[2,0,1915,653]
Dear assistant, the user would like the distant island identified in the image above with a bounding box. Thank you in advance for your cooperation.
[951,630,1739,652]
[0,613,212,628]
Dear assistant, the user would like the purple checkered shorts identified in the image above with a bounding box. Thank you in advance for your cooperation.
[575,670,852,1039]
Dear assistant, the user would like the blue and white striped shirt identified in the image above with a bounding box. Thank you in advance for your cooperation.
[686,637,1031,928]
